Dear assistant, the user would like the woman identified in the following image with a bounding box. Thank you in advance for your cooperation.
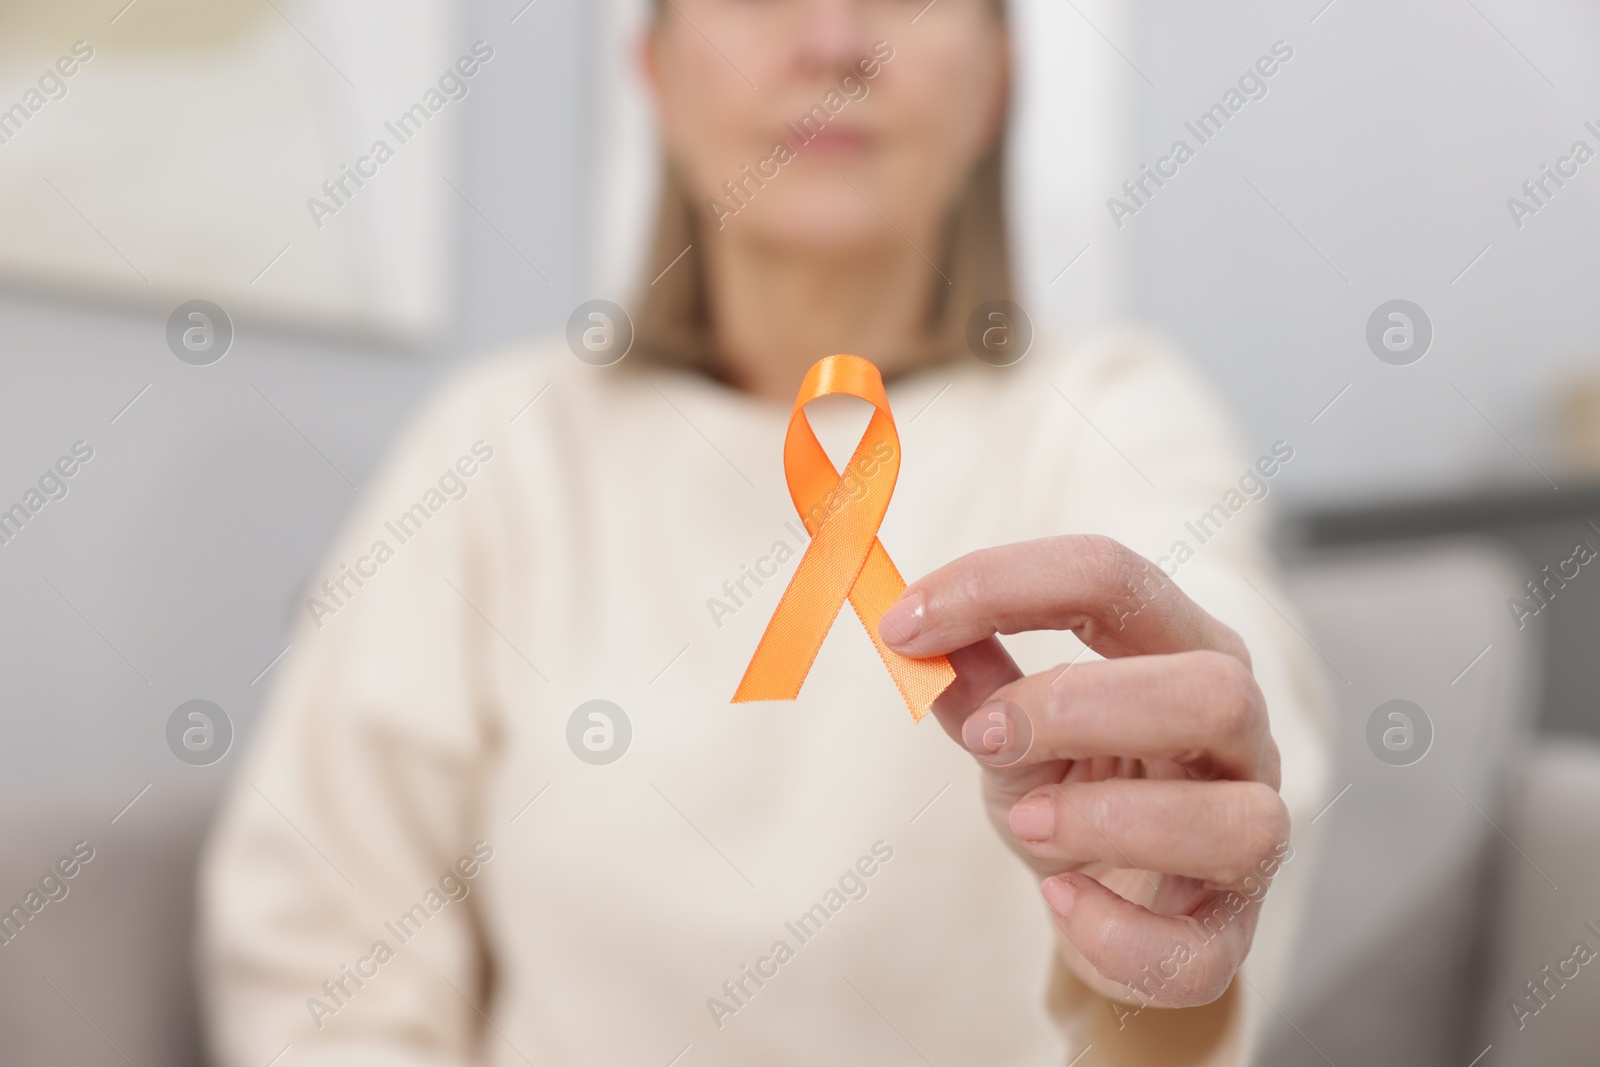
[199,1,1329,1064]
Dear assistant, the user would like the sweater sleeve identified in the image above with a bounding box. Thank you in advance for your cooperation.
[1027,331,1334,1064]
[196,376,509,1067]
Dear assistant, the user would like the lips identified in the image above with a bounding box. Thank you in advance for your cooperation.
[779,123,876,161]
[798,127,872,154]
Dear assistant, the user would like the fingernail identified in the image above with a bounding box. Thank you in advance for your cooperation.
[1041,874,1076,916]
[962,701,1009,755]
[878,590,924,648]
[1009,795,1055,842]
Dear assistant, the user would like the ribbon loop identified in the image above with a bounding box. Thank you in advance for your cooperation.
[732,354,956,720]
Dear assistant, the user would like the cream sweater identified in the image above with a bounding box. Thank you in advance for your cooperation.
[197,330,1330,1067]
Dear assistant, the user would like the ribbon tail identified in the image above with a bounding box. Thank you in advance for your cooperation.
[846,540,955,720]
[731,637,808,703]
[731,542,858,704]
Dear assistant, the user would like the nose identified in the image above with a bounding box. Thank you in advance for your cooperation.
[792,0,872,75]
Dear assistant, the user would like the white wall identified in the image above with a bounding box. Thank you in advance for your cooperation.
[1130,0,1600,505]
[0,0,596,784]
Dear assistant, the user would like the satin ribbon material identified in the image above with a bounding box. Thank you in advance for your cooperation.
[733,354,956,720]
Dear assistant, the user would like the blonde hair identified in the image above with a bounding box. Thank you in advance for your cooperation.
[632,19,1013,381]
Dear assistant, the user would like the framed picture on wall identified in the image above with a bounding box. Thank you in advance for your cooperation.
[0,0,464,341]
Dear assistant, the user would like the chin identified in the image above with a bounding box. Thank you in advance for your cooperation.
[736,191,903,255]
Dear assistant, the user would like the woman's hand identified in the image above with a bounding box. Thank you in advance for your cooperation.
[879,535,1289,1009]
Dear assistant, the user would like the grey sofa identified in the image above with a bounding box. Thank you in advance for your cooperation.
[1264,540,1600,1066]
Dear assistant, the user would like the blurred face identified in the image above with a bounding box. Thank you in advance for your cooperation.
[645,0,1008,256]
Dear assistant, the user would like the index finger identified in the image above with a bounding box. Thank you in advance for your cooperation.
[878,534,1250,666]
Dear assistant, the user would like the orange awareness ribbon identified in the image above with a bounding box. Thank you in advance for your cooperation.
[732,354,956,720]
